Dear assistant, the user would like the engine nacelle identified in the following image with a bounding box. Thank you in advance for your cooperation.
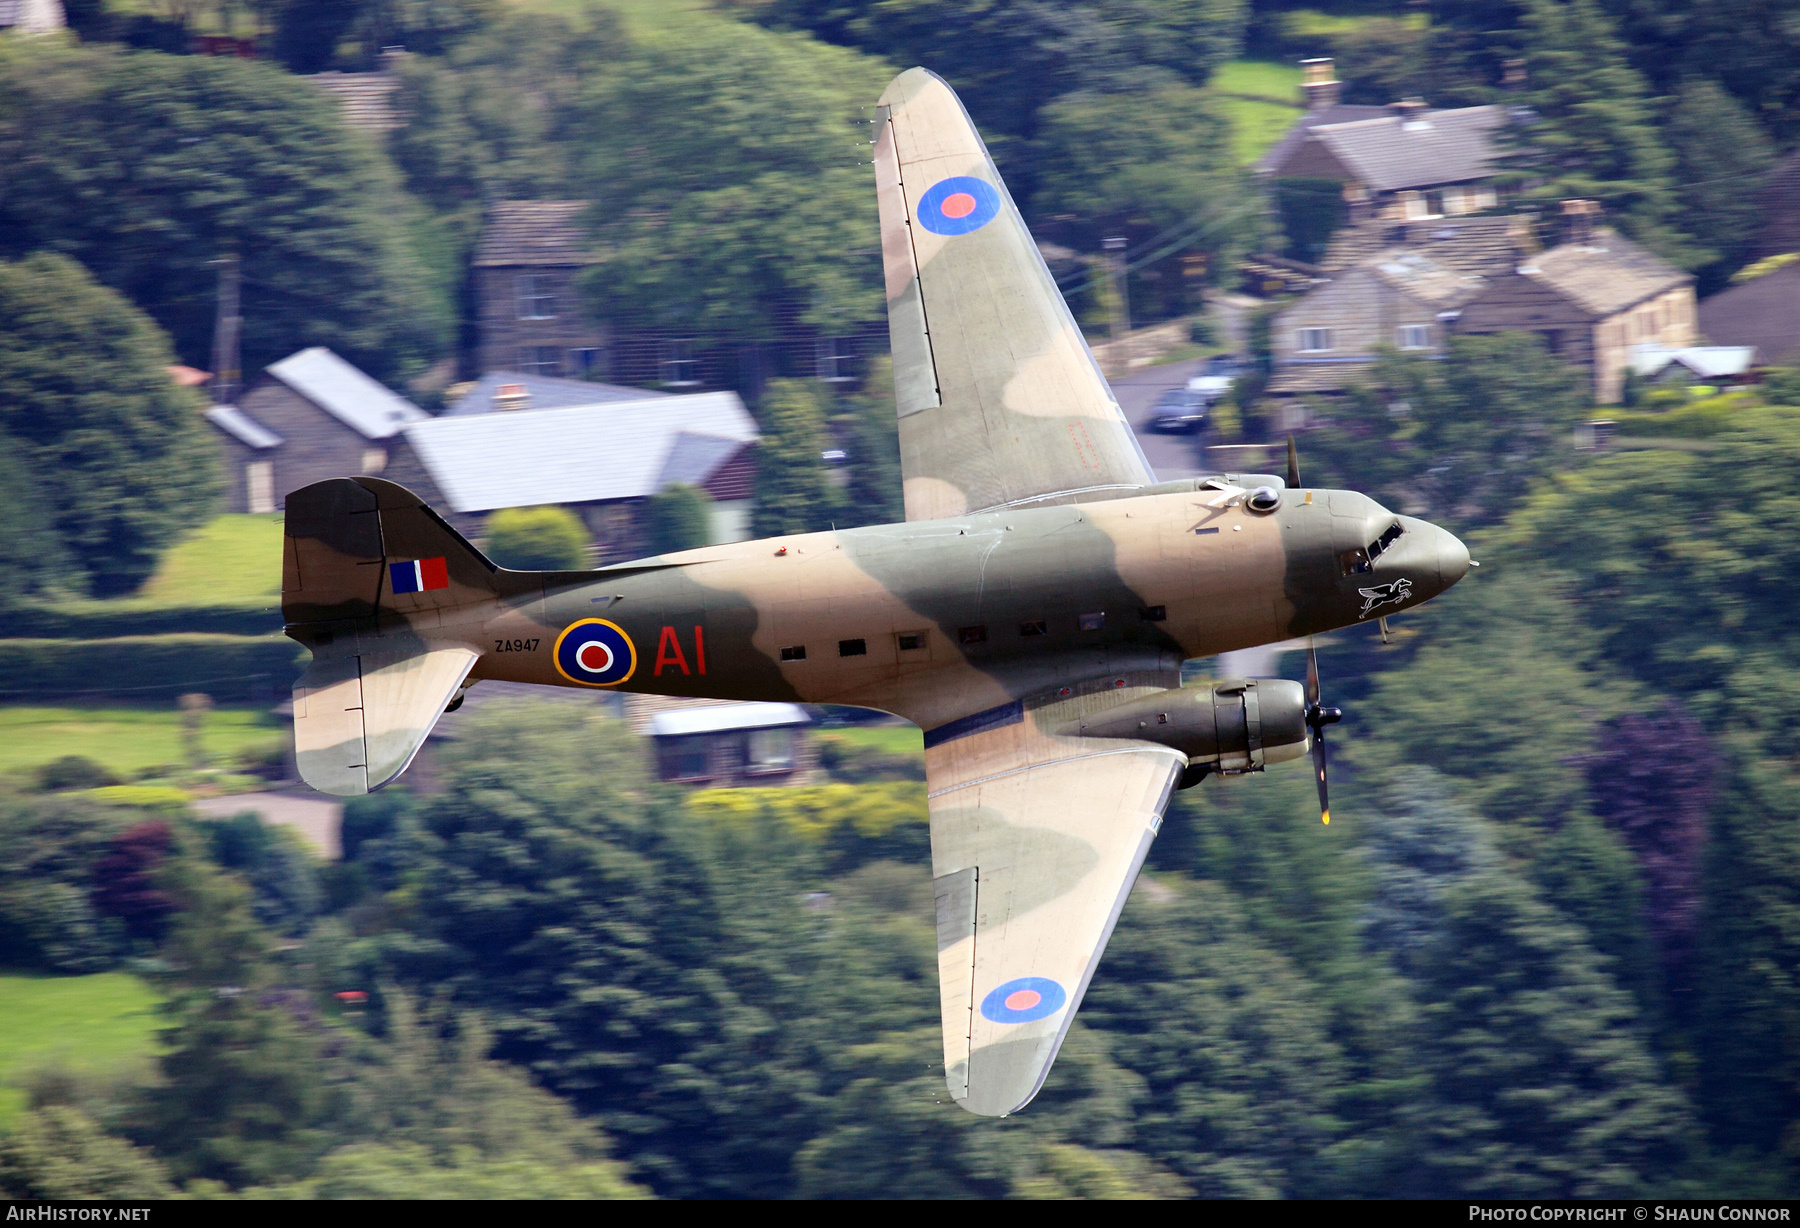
[1059,679,1309,773]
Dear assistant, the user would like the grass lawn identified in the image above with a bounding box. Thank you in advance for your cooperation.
[819,725,923,756]
[0,706,284,778]
[1216,95,1304,167]
[0,972,164,1128]
[134,515,283,607]
[1211,59,1302,104]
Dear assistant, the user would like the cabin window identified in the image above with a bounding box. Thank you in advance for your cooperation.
[780,645,806,662]
[1139,605,1167,622]
[896,631,927,652]
[1397,324,1430,350]
[958,625,988,645]
[1018,619,1048,637]
[746,728,796,772]
[838,638,866,657]
[1079,612,1105,631]
[1297,328,1332,353]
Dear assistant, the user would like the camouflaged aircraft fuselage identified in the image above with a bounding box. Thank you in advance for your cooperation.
[290,482,1465,731]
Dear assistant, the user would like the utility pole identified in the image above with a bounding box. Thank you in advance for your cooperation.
[209,253,241,405]
[1102,235,1131,341]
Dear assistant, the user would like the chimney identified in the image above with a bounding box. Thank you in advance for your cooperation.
[1507,215,1538,264]
[493,382,529,412]
[1390,98,1429,126]
[1561,199,1599,246]
[1343,182,1372,225]
[1301,58,1341,112]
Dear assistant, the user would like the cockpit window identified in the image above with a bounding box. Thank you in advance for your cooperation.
[1338,547,1372,576]
[1367,521,1404,561]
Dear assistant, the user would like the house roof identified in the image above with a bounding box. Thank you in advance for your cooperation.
[400,391,758,512]
[1322,214,1531,274]
[1256,103,1390,176]
[205,405,283,450]
[1629,344,1759,379]
[1700,261,1800,366]
[1519,227,1691,317]
[474,201,601,268]
[1305,106,1506,192]
[307,71,401,134]
[649,702,811,737]
[1365,249,1487,308]
[445,370,667,417]
[0,0,65,32]
[266,347,427,440]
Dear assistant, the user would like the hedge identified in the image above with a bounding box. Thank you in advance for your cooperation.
[0,635,306,701]
[0,601,280,639]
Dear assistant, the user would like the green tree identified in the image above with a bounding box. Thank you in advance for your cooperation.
[643,483,713,555]
[0,253,220,596]
[1596,0,1800,141]
[753,379,838,537]
[0,42,451,385]
[1409,870,1693,1196]
[1665,79,1777,292]
[0,435,75,604]
[0,1106,175,1200]
[575,17,887,350]
[0,796,136,972]
[838,354,904,528]
[483,506,587,571]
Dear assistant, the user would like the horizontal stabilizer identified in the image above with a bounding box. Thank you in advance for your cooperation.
[294,640,477,796]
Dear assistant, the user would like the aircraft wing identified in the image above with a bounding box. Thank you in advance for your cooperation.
[926,710,1184,1115]
[875,68,1154,522]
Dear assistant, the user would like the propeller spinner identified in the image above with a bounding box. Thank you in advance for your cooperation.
[1305,640,1342,824]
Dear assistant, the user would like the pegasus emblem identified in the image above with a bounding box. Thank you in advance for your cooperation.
[1358,578,1413,618]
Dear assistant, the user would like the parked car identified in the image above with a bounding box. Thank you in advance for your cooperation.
[1199,353,1244,379]
[1149,387,1211,434]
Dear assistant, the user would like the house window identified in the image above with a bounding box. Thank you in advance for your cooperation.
[816,336,855,383]
[1397,324,1430,350]
[746,727,796,772]
[838,638,867,657]
[662,737,711,782]
[569,347,602,377]
[246,461,274,515]
[1297,328,1333,353]
[662,339,699,387]
[1539,329,1564,355]
[519,346,561,375]
[516,273,555,321]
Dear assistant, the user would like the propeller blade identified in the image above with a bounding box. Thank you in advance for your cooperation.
[1286,435,1302,490]
[1312,724,1330,824]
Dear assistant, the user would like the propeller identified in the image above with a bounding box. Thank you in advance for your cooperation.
[1305,639,1342,824]
[1286,435,1302,490]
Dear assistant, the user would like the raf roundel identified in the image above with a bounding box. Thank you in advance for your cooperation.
[979,976,1068,1024]
[553,619,637,688]
[916,176,1001,237]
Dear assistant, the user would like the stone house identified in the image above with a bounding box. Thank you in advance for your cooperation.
[1455,201,1695,403]
[381,391,759,561]
[474,201,609,379]
[205,347,427,513]
[1268,248,1487,397]
[1255,58,1508,264]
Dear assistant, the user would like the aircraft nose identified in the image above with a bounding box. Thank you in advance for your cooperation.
[1436,524,1470,589]
[1393,516,1469,593]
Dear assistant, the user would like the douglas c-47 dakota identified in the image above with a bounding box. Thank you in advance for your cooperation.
[282,68,1469,1118]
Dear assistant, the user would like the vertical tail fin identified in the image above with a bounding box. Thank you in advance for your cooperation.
[282,478,501,797]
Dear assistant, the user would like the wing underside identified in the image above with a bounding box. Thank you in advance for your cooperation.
[926,709,1183,1116]
[875,68,1154,522]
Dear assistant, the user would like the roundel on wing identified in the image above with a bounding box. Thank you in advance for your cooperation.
[979,976,1068,1024]
[553,619,636,687]
[916,176,1001,236]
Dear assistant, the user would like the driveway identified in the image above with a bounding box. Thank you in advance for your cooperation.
[1112,356,1213,481]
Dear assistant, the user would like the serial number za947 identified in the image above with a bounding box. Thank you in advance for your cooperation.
[493,638,540,653]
